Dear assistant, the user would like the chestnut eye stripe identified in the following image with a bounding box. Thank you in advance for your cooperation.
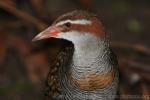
[55,19,92,26]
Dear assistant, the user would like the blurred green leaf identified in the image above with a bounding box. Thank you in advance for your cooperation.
[112,1,130,14]
[127,19,143,33]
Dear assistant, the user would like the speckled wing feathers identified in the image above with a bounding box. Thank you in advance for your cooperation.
[44,45,74,100]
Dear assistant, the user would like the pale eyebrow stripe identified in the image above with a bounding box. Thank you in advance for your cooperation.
[55,19,92,26]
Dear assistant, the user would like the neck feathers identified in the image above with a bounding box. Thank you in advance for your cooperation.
[72,32,108,67]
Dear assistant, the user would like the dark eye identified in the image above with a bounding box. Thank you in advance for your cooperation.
[64,22,71,28]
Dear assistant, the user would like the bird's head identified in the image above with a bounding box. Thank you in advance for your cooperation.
[33,10,106,45]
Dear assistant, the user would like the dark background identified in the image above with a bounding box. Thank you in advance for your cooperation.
[0,0,150,100]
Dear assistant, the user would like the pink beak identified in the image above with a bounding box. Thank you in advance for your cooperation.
[32,26,62,41]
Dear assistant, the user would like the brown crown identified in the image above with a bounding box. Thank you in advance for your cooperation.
[53,10,97,24]
[54,10,106,38]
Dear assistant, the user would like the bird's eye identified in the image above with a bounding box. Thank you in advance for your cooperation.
[64,22,71,28]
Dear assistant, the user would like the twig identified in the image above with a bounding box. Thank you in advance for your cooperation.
[112,42,150,55]
[119,58,150,72]
[0,1,48,31]
[7,35,32,56]
[3,0,16,7]
[29,0,53,21]
[119,84,129,100]
[119,58,150,80]
[1,21,23,29]
[141,82,150,100]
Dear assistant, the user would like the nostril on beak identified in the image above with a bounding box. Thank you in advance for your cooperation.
[32,26,62,42]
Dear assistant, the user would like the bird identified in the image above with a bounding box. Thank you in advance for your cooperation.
[32,10,119,100]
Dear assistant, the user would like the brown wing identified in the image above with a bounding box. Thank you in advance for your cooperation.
[44,45,74,100]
